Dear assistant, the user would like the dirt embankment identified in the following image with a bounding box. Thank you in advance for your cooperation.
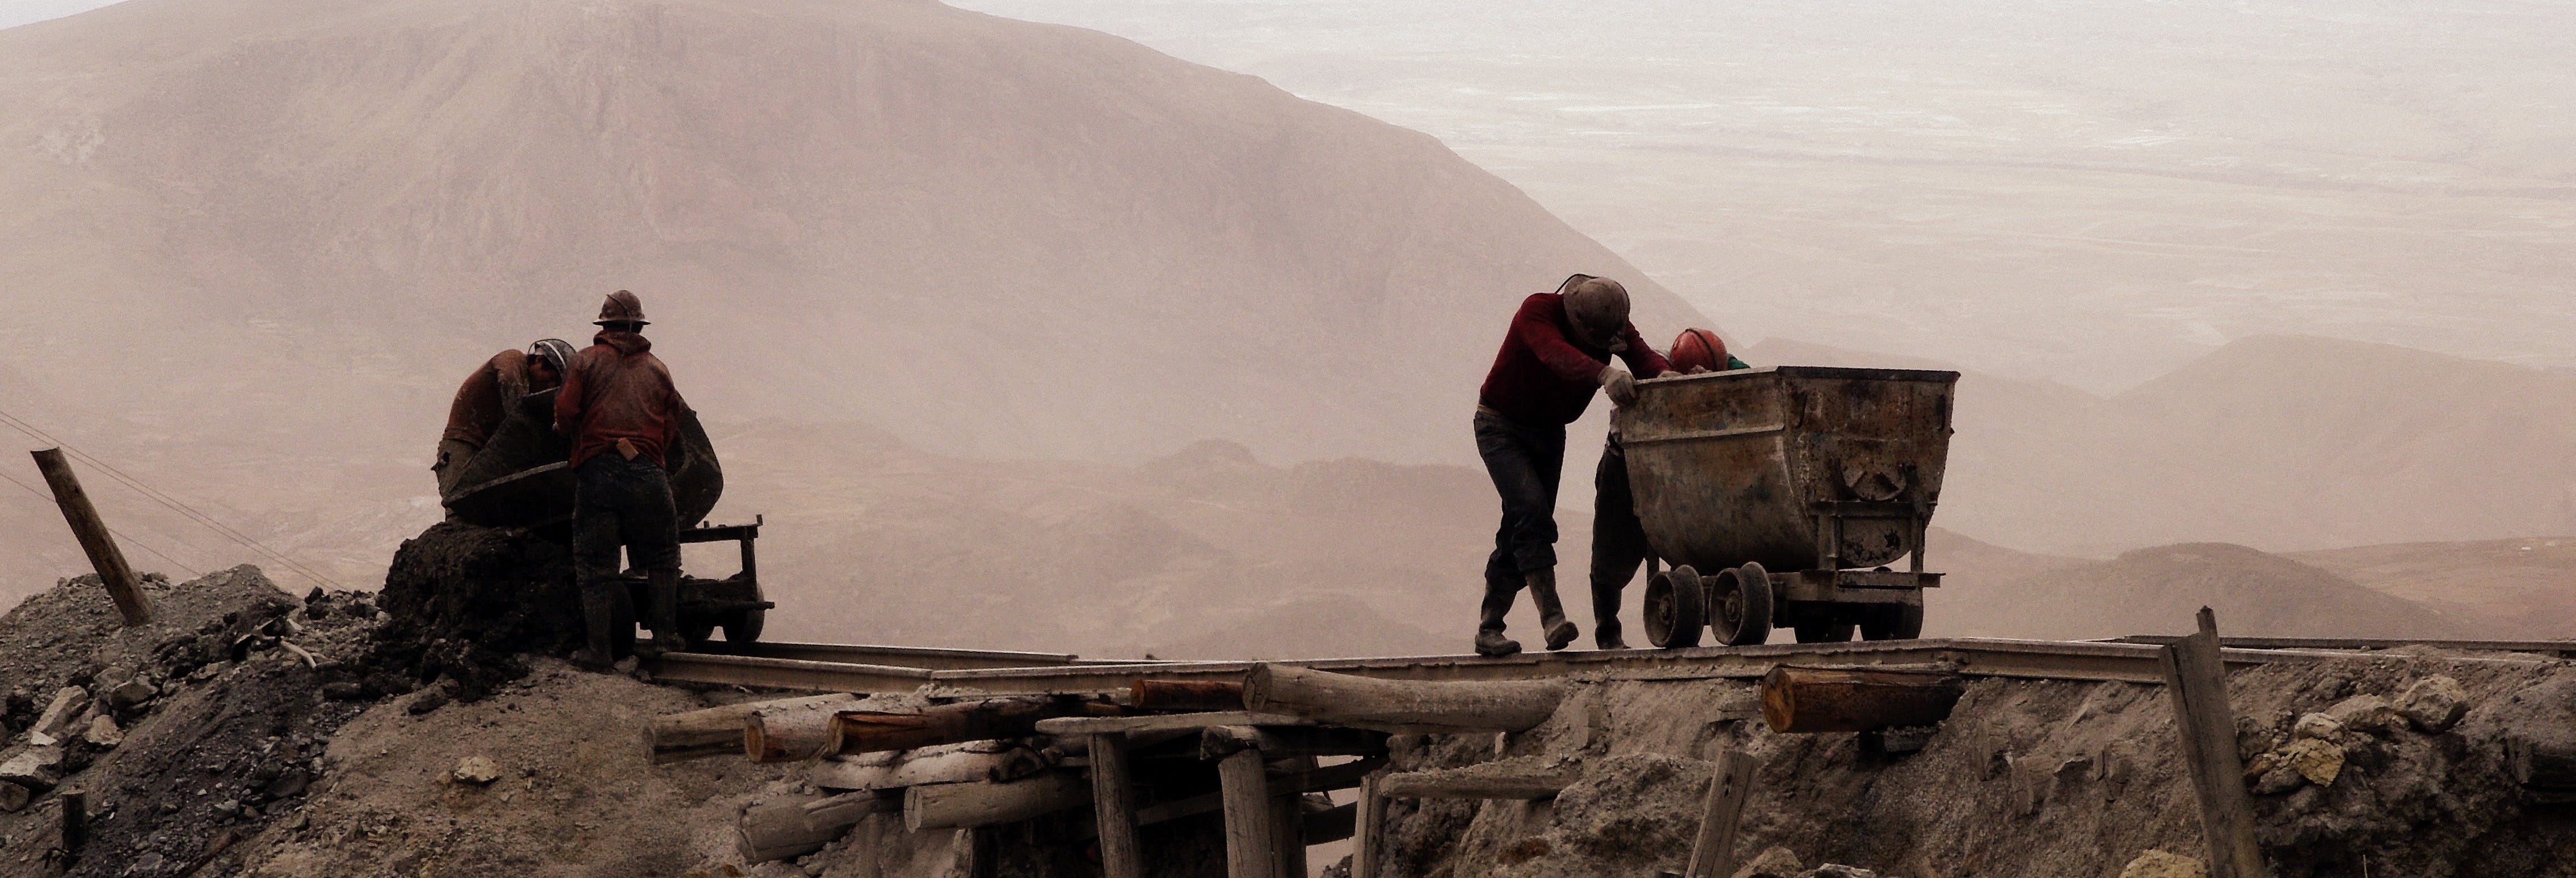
[1375,653,2576,877]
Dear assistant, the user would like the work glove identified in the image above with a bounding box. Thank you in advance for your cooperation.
[1601,367,1639,407]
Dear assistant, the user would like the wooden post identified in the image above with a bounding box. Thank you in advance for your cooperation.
[2159,607,2267,878]
[1089,733,1144,878]
[1272,755,1316,878]
[904,771,1092,831]
[1682,748,1756,878]
[59,789,86,863]
[1218,749,1278,878]
[1243,663,1566,732]
[650,694,857,764]
[30,449,152,626]
[1352,771,1385,878]
[1758,666,1964,733]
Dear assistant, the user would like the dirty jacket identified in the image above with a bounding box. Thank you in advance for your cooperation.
[1477,293,1671,427]
[554,331,688,468]
[442,349,534,448]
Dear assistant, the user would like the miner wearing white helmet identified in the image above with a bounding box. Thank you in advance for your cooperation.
[433,337,574,501]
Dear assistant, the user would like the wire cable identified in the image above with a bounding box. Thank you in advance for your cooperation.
[0,467,203,577]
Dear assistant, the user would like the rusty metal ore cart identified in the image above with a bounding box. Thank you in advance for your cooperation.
[1622,365,1959,647]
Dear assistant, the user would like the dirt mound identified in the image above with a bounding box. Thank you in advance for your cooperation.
[368,522,581,702]
[1378,653,2576,877]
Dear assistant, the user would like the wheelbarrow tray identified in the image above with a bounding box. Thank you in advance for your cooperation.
[443,387,725,529]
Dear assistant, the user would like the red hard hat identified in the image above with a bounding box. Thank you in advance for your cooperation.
[1669,328,1729,372]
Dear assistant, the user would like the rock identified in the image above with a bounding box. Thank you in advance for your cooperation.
[452,756,503,786]
[1733,846,1804,878]
[30,687,88,739]
[1807,867,1876,878]
[2291,712,2345,742]
[92,665,133,690]
[2250,765,2305,795]
[2397,676,2470,733]
[131,851,166,873]
[0,780,28,813]
[2324,695,2401,735]
[2278,737,2346,787]
[407,690,451,716]
[80,714,122,749]
[321,682,369,701]
[0,746,64,791]
[2119,850,2208,878]
[106,679,160,710]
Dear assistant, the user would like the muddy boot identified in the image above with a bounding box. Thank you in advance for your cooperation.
[1591,577,1628,649]
[1474,584,1522,657]
[569,582,617,672]
[1526,569,1579,651]
[639,569,687,657]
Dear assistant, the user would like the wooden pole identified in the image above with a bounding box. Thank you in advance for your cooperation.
[812,744,1042,792]
[1218,749,1277,878]
[1375,760,1580,800]
[830,698,1093,757]
[59,789,86,864]
[747,699,856,762]
[1133,679,1247,712]
[904,771,1092,831]
[1273,755,1316,878]
[1200,725,1389,761]
[30,449,152,626]
[2160,607,2268,878]
[1243,663,1566,732]
[651,694,856,764]
[1682,748,1756,878]
[1352,771,1385,878]
[736,792,899,863]
[1758,666,1964,733]
[1089,732,1144,878]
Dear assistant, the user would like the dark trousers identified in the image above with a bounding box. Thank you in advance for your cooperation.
[1589,432,1652,615]
[572,454,681,587]
[1475,411,1567,594]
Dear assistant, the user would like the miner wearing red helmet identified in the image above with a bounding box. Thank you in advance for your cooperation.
[554,290,693,670]
[1470,274,1671,656]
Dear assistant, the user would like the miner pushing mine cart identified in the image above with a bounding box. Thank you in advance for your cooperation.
[1623,365,1960,647]
[440,387,770,654]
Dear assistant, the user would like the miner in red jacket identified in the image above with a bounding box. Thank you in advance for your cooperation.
[554,290,693,670]
[1472,275,1670,656]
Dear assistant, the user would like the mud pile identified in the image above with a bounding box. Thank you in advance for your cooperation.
[369,522,583,701]
[1374,652,2576,877]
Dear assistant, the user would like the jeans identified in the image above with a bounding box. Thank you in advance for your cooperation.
[572,454,681,588]
[1589,431,1652,613]
[1475,411,1568,595]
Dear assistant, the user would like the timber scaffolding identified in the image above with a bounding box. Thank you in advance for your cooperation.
[648,634,2576,877]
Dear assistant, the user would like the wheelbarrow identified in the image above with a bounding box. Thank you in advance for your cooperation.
[1621,365,1959,647]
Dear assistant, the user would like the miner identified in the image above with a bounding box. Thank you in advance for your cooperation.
[1471,274,1669,656]
[555,290,693,669]
[434,338,576,500]
[1588,328,1746,649]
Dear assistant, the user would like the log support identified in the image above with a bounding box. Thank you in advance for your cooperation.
[650,694,855,764]
[1218,749,1277,878]
[1352,771,1385,878]
[1243,664,1565,732]
[1682,748,1756,878]
[1758,665,1963,733]
[31,450,151,626]
[2160,607,2268,878]
[1089,732,1144,878]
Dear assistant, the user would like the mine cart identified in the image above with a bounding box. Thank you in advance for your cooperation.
[1621,365,1959,647]
[441,388,767,648]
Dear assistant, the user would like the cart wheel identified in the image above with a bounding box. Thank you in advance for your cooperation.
[681,619,717,648]
[1794,620,1856,643]
[1643,567,1706,649]
[722,607,766,644]
[1858,602,1925,640]
[1710,563,1773,646]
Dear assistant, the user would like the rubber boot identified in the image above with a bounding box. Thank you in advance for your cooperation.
[1526,569,1580,651]
[641,569,687,657]
[1474,583,1522,657]
[570,581,617,672]
[1592,577,1629,650]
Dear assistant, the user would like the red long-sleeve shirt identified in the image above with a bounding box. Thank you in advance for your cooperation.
[441,349,533,447]
[1476,293,1670,427]
[553,330,688,468]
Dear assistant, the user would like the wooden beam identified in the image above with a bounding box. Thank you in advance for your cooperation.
[1681,748,1756,878]
[1218,749,1277,878]
[1242,664,1566,732]
[748,699,858,762]
[1353,771,1385,878]
[736,792,899,863]
[1199,725,1390,761]
[1034,711,1310,736]
[830,698,1098,758]
[651,694,857,764]
[2159,608,2269,878]
[1089,733,1144,878]
[1132,679,1247,712]
[31,450,151,626]
[1376,758,1580,800]
[1302,801,1357,845]
[812,744,1038,792]
[1272,755,1316,878]
[903,771,1091,831]
[1757,666,1964,733]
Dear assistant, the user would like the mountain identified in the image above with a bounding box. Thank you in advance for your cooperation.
[1938,542,2468,641]
[0,0,1699,474]
[2293,537,2576,640]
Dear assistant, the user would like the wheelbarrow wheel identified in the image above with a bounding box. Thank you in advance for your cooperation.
[1710,563,1773,646]
[1643,567,1706,648]
[1858,602,1924,640]
[722,607,766,644]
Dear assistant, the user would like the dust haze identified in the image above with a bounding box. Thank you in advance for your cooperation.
[2,0,2570,656]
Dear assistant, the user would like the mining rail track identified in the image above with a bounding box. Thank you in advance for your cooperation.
[646,636,2576,696]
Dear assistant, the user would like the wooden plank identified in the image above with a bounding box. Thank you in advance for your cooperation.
[2159,608,2269,878]
[1681,748,1756,878]
[1377,758,1580,800]
[1199,725,1390,760]
[1302,801,1357,845]
[1133,679,1247,712]
[1033,712,1310,736]
[1757,666,1963,733]
[1353,771,1385,878]
[1218,749,1276,878]
[1272,755,1316,878]
[903,771,1091,831]
[30,450,152,626]
[1243,664,1567,732]
[652,694,857,764]
[1089,733,1143,878]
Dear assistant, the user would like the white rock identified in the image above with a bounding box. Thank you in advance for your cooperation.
[2291,712,2345,742]
[2325,695,2400,734]
[1732,846,1803,878]
[30,687,88,740]
[1807,866,1876,878]
[452,756,503,786]
[81,714,123,749]
[0,746,65,791]
[2278,737,2346,787]
[2119,850,2208,878]
[2396,676,2470,733]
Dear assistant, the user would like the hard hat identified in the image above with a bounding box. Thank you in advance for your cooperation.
[528,338,576,374]
[1669,328,1730,373]
[1561,275,1630,345]
[595,290,649,327]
